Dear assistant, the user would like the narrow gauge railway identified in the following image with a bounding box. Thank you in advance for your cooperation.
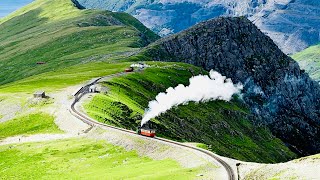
[70,72,236,180]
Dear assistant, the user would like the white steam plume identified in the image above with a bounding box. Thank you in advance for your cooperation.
[141,70,243,126]
[130,63,150,68]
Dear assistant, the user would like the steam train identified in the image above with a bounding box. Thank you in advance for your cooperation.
[137,123,156,137]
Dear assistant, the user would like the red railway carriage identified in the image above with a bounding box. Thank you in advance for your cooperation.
[137,123,156,137]
[139,128,156,137]
[125,67,134,72]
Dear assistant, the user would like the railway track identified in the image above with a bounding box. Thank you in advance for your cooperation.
[69,72,236,180]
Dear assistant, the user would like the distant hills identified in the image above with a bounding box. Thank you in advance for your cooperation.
[0,0,158,85]
[77,0,320,54]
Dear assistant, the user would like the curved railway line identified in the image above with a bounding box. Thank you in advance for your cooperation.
[69,72,236,180]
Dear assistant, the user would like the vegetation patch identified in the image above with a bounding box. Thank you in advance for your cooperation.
[0,138,200,179]
[84,64,296,163]
[292,44,320,82]
[0,113,61,139]
[0,62,131,93]
[196,143,210,151]
[313,154,320,159]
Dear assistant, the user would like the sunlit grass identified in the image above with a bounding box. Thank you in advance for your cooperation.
[0,138,201,179]
[292,44,320,81]
[0,113,62,139]
[0,62,131,93]
[0,0,158,87]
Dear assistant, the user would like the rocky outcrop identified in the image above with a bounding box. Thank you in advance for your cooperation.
[143,17,320,156]
[77,0,320,54]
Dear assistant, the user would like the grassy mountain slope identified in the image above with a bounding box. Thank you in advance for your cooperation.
[0,138,201,179]
[0,0,158,86]
[0,0,297,167]
[0,62,131,93]
[84,63,297,163]
[292,44,320,82]
[0,113,61,139]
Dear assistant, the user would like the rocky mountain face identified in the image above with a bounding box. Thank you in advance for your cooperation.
[143,17,320,156]
[77,0,320,54]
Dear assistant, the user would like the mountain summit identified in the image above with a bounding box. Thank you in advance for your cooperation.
[143,17,320,156]
[78,0,320,54]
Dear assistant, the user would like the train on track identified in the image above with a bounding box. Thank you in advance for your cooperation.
[137,123,156,137]
[124,67,134,72]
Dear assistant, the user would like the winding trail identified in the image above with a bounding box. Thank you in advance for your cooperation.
[69,71,236,180]
[0,134,75,146]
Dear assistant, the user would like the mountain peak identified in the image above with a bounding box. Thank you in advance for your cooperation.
[143,16,320,156]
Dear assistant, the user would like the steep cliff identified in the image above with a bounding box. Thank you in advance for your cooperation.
[77,0,320,54]
[143,17,320,156]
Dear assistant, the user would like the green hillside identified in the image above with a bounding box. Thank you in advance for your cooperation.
[292,44,320,82]
[84,64,297,163]
[0,138,201,179]
[0,0,298,170]
[0,0,158,86]
[0,113,61,139]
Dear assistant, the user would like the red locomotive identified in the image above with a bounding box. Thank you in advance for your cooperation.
[137,123,156,137]
[125,67,134,72]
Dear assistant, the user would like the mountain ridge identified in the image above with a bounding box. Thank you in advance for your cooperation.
[142,16,320,156]
[77,0,320,54]
[0,0,158,85]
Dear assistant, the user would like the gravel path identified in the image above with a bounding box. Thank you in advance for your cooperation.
[44,85,91,134]
[0,134,75,146]
[0,97,22,123]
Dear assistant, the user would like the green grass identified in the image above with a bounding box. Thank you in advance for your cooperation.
[196,143,209,151]
[292,44,320,82]
[0,113,61,139]
[0,0,158,86]
[84,64,297,163]
[0,62,132,93]
[0,138,201,179]
[313,154,320,159]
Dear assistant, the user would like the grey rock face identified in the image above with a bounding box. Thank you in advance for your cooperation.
[77,0,320,54]
[144,17,320,156]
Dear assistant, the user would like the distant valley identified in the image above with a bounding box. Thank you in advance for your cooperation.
[77,0,320,55]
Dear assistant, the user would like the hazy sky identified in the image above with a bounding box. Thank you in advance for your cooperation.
[0,0,33,18]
